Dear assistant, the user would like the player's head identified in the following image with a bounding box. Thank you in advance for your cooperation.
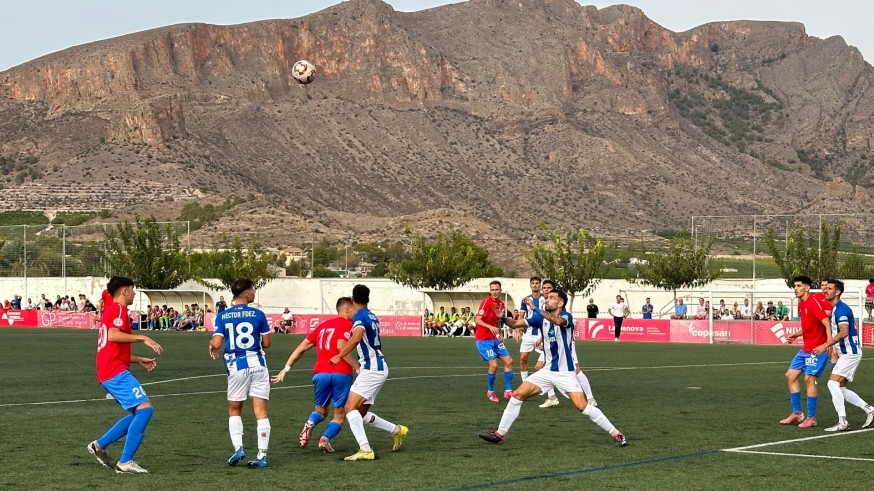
[820,279,828,289]
[231,278,255,303]
[870,278,874,284]
[545,290,568,312]
[106,276,135,306]
[792,275,813,298]
[352,284,370,305]
[489,280,502,298]
[616,295,622,302]
[529,276,541,293]
[336,296,355,319]
[825,279,844,300]
[541,280,555,294]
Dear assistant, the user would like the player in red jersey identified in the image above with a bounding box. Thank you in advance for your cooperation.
[87,276,163,474]
[474,280,514,403]
[272,297,360,453]
[780,275,832,428]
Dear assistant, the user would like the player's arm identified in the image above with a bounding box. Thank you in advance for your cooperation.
[337,339,361,372]
[502,315,527,330]
[272,338,315,383]
[108,328,162,354]
[330,327,364,365]
[260,316,272,349]
[812,320,847,356]
[209,331,224,359]
[539,309,568,327]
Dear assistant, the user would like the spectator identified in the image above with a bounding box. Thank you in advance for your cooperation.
[693,298,708,320]
[765,301,777,320]
[775,300,790,321]
[274,307,294,334]
[83,299,97,312]
[54,295,62,308]
[717,299,728,318]
[3,299,10,309]
[671,298,688,319]
[448,307,467,337]
[11,295,22,310]
[740,299,752,319]
[215,295,227,314]
[586,298,599,318]
[26,297,35,310]
[641,297,654,319]
[704,300,713,320]
[76,294,86,312]
[730,302,741,319]
[609,295,629,342]
[43,296,53,310]
[720,309,734,321]
[753,301,766,320]
[866,279,874,321]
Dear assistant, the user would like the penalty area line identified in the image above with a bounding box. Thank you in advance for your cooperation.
[723,449,874,462]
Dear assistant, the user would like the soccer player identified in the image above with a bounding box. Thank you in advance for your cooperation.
[811,280,874,431]
[209,278,273,468]
[88,276,163,474]
[479,290,626,446]
[780,275,832,428]
[329,284,409,461]
[517,277,544,383]
[272,296,360,453]
[474,280,514,403]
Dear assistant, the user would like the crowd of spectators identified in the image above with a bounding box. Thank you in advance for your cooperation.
[2,293,99,312]
[423,306,475,337]
[670,297,791,321]
[141,303,210,331]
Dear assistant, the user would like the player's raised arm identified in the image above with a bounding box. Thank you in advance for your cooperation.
[272,338,315,383]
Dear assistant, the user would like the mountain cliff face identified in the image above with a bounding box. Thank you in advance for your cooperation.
[1,0,872,256]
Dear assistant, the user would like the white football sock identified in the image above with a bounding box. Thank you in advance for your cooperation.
[365,412,398,434]
[576,371,594,399]
[546,389,556,399]
[229,416,244,450]
[497,397,523,435]
[520,371,528,382]
[841,387,870,409]
[827,380,846,419]
[256,418,270,458]
[582,405,616,434]
[346,411,372,452]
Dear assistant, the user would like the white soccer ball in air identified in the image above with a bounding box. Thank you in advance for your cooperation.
[292,60,316,85]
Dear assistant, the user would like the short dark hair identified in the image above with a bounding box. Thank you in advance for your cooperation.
[530,276,541,283]
[336,296,353,312]
[792,275,813,287]
[554,290,568,309]
[542,279,556,289]
[489,280,502,288]
[231,278,254,298]
[352,284,370,304]
[827,279,845,295]
[106,276,134,296]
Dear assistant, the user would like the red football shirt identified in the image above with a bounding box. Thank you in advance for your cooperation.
[867,284,874,299]
[305,316,354,375]
[811,292,832,315]
[475,296,506,341]
[96,303,132,383]
[797,295,828,353]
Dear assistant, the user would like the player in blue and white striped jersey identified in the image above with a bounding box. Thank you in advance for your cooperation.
[812,279,874,431]
[479,290,627,447]
[517,277,545,384]
[330,284,409,461]
[209,278,272,468]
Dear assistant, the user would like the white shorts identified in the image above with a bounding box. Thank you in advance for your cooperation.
[832,355,862,382]
[519,333,544,355]
[350,368,388,405]
[227,366,270,402]
[525,369,582,395]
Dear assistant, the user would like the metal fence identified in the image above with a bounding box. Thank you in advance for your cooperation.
[690,213,874,281]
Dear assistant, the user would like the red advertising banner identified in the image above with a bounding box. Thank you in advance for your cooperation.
[205,313,423,337]
[38,311,97,329]
[0,309,38,328]
[578,317,805,345]
[576,318,671,343]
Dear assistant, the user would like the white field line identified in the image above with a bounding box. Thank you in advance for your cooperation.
[723,427,874,451]
[724,449,874,462]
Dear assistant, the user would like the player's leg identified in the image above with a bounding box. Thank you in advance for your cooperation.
[780,352,806,424]
[832,356,874,427]
[343,371,381,459]
[566,389,626,446]
[303,374,332,448]
[826,374,850,431]
[246,367,271,467]
[480,379,543,443]
[497,343,514,399]
[354,369,409,452]
[101,372,152,474]
[91,372,143,469]
[224,369,249,465]
[478,341,500,402]
[113,401,154,474]
[320,374,353,453]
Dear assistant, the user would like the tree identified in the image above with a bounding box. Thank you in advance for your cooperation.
[525,225,606,310]
[191,236,276,291]
[389,230,502,290]
[841,245,867,279]
[764,222,841,287]
[101,217,188,289]
[634,230,720,299]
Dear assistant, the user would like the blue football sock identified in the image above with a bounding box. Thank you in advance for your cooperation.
[322,422,342,440]
[487,373,496,392]
[119,406,153,463]
[308,411,325,427]
[97,413,135,448]
[789,392,802,413]
[807,396,818,418]
[503,370,513,391]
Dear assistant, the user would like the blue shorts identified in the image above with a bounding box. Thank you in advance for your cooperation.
[476,340,510,362]
[789,350,829,378]
[101,370,149,411]
[312,373,354,408]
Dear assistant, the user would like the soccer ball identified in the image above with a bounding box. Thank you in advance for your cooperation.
[292,60,316,85]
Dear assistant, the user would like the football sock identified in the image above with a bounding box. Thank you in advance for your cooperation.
[256,419,270,458]
[364,412,398,434]
[503,370,513,391]
[547,389,556,399]
[827,380,846,419]
[520,370,528,382]
[119,406,152,463]
[582,405,616,434]
[229,415,244,450]
[308,411,325,427]
[789,391,802,413]
[497,397,523,435]
[487,373,496,392]
[807,396,818,418]
[323,422,342,440]
[97,413,135,448]
[576,371,594,399]
[841,387,869,408]
[346,411,372,452]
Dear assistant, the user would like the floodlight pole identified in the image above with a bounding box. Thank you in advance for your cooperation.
[752,216,757,284]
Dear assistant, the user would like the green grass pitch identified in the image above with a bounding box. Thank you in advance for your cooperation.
[1,328,873,490]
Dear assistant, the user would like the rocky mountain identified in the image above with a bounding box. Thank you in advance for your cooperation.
[1,0,873,265]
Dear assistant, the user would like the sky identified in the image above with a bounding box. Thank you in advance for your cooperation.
[1,0,871,71]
